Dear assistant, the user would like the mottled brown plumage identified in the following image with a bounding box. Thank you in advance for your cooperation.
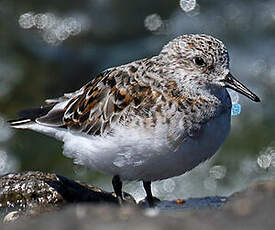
[32,34,258,145]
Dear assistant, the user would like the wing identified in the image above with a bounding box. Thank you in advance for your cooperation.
[36,59,161,136]
[10,57,219,142]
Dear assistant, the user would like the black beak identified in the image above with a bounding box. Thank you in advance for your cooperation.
[222,72,260,102]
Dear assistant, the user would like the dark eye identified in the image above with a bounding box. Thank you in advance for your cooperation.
[193,57,205,66]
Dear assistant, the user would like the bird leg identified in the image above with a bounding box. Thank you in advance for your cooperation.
[143,181,160,207]
[112,175,123,204]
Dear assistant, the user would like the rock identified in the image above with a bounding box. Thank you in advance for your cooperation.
[226,180,275,217]
[2,172,275,229]
[3,178,275,230]
[0,171,135,222]
[0,171,227,221]
[139,196,227,210]
[3,211,22,224]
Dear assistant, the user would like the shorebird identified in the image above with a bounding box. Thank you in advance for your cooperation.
[9,34,260,207]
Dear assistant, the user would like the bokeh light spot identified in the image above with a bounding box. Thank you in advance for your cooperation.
[179,0,197,12]
[42,30,61,46]
[18,12,35,29]
[55,24,70,41]
[34,13,48,29]
[18,12,90,45]
[63,17,82,36]
[209,165,227,180]
[257,154,272,169]
[144,14,163,32]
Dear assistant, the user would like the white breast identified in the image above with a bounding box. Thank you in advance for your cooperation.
[36,106,228,182]
[20,91,232,182]
[110,110,231,181]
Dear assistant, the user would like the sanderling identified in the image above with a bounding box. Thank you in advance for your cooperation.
[9,34,260,207]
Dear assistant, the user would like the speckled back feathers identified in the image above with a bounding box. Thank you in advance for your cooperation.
[36,34,231,143]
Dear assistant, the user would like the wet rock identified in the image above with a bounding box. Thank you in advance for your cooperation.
[3,211,22,224]
[0,171,135,222]
[0,171,227,222]
[2,172,275,229]
[2,180,275,230]
[139,196,228,210]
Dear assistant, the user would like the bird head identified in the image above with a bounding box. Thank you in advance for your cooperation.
[160,34,260,102]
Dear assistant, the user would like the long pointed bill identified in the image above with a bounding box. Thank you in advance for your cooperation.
[223,72,260,102]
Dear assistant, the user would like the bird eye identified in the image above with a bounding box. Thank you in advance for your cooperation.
[193,57,205,66]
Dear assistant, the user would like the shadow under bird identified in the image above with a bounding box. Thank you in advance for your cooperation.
[9,34,260,207]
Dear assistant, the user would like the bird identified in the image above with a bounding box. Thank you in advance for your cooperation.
[9,34,260,207]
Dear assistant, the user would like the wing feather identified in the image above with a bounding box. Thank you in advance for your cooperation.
[62,67,147,135]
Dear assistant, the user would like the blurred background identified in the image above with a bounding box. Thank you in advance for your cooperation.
[0,0,274,201]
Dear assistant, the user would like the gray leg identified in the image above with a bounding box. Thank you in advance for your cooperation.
[143,181,157,207]
[112,175,123,204]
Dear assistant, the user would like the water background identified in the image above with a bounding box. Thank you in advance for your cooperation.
[0,0,274,200]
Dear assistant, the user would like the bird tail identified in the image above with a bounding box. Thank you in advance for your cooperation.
[8,106,54,129]
[8,118,33,129]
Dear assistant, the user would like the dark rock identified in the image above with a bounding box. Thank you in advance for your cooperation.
[0,171,135,222]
